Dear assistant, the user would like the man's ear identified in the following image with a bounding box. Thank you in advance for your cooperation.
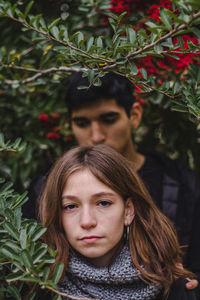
[130,102,143,129]
[124,198,135,226]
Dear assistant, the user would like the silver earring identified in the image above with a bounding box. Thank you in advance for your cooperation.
[126,226,130,241]
[124,225,130,242]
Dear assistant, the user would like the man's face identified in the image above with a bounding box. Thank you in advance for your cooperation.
[71,99,134,157]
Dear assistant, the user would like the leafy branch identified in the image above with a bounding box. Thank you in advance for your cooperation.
[126,10,200,59]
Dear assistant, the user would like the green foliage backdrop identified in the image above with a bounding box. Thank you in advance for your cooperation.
[0,0,200,187]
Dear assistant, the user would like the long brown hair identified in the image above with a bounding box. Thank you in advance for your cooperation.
[39,144,194,294]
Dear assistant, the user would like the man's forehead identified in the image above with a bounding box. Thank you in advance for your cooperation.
[71,98,125,116]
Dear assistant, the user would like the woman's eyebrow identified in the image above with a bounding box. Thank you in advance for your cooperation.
[62,195,78,201]
[62,192,115,201]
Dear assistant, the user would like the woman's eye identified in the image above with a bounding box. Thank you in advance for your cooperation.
[63,204,77,211]
[98,201,112,207]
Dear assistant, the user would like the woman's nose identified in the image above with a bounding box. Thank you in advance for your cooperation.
[80,207,97,229]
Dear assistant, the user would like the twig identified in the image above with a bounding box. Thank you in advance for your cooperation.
[0,65,92,85]
[46,285,99,300]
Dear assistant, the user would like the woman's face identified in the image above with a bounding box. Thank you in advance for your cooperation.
[61,169,134,267]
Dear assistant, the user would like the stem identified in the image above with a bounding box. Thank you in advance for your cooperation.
[0,65,92,85]
[46,285,99,300]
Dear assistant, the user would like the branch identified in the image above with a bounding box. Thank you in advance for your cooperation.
[126,11,200,59]
[46,285,99,300]
[3,14,114,65]
[0,65,92,85]
[0,148,18,152]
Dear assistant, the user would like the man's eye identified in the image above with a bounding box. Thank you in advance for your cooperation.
[63,204,77,211]
[98,201,112,207]
[101,117,118,125]
[73,119,90,128]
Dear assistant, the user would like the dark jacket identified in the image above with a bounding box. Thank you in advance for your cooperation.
[138,152,200,282]
[157,278,199,300]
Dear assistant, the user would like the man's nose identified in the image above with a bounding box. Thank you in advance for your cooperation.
[80,207,97,230]
[90,122,106,144]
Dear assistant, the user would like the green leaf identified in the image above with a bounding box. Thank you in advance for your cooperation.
[0,181,13,194]
[154,44,163,53]
[108,18,117,32]
[171,105,188,113]
[130,62,138,75]
[3,221,19,240]
[31,226,46,241]
[159,7,172,30]
[24,0,34,17]
[50,26,59,39]
[0,133,5,147]
[4,241,21,253]
[77,32,84,47]
[21,249,33,269]
[11,191,28,209]
[52,263,64,284]
[96,37,103,48]
[7,285,21,300]
[87,37,94,51]
[12,260,25,272]
[69,31,80,42]
[87,70,95,83]
[117,11,127,22]
[0,245,19,261]
[42,266,50,281]
[173,82,181,94]
[33,247,47,264]
[140,68,148,80]
[63,29,69,41]
[6,272,24,282]
[20,228,27,249]
[13,137,22,148]
[15,9,25,20]
[48,18,61,30]
[20,276,40,283]
[146,21,159,28]
[27,222,37,236]
[93,78,102,87]
[77,85,88,90]
[127,28,136,44]
[191,27,200,39]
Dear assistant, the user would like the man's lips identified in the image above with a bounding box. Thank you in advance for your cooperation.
[80,236,102,244]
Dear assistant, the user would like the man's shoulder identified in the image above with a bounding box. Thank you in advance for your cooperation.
[142,151,198,183]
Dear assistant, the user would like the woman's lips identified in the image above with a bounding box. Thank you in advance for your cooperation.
[81,236,102,244]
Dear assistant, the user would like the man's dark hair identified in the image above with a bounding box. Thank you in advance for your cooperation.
[65,72,135,117]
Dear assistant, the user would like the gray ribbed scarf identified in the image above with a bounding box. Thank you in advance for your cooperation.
[59,244,162,300]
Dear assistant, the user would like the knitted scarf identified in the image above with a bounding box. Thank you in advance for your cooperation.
[59,244,162,300]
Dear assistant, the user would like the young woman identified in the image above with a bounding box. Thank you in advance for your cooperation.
[39,144,197,300]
